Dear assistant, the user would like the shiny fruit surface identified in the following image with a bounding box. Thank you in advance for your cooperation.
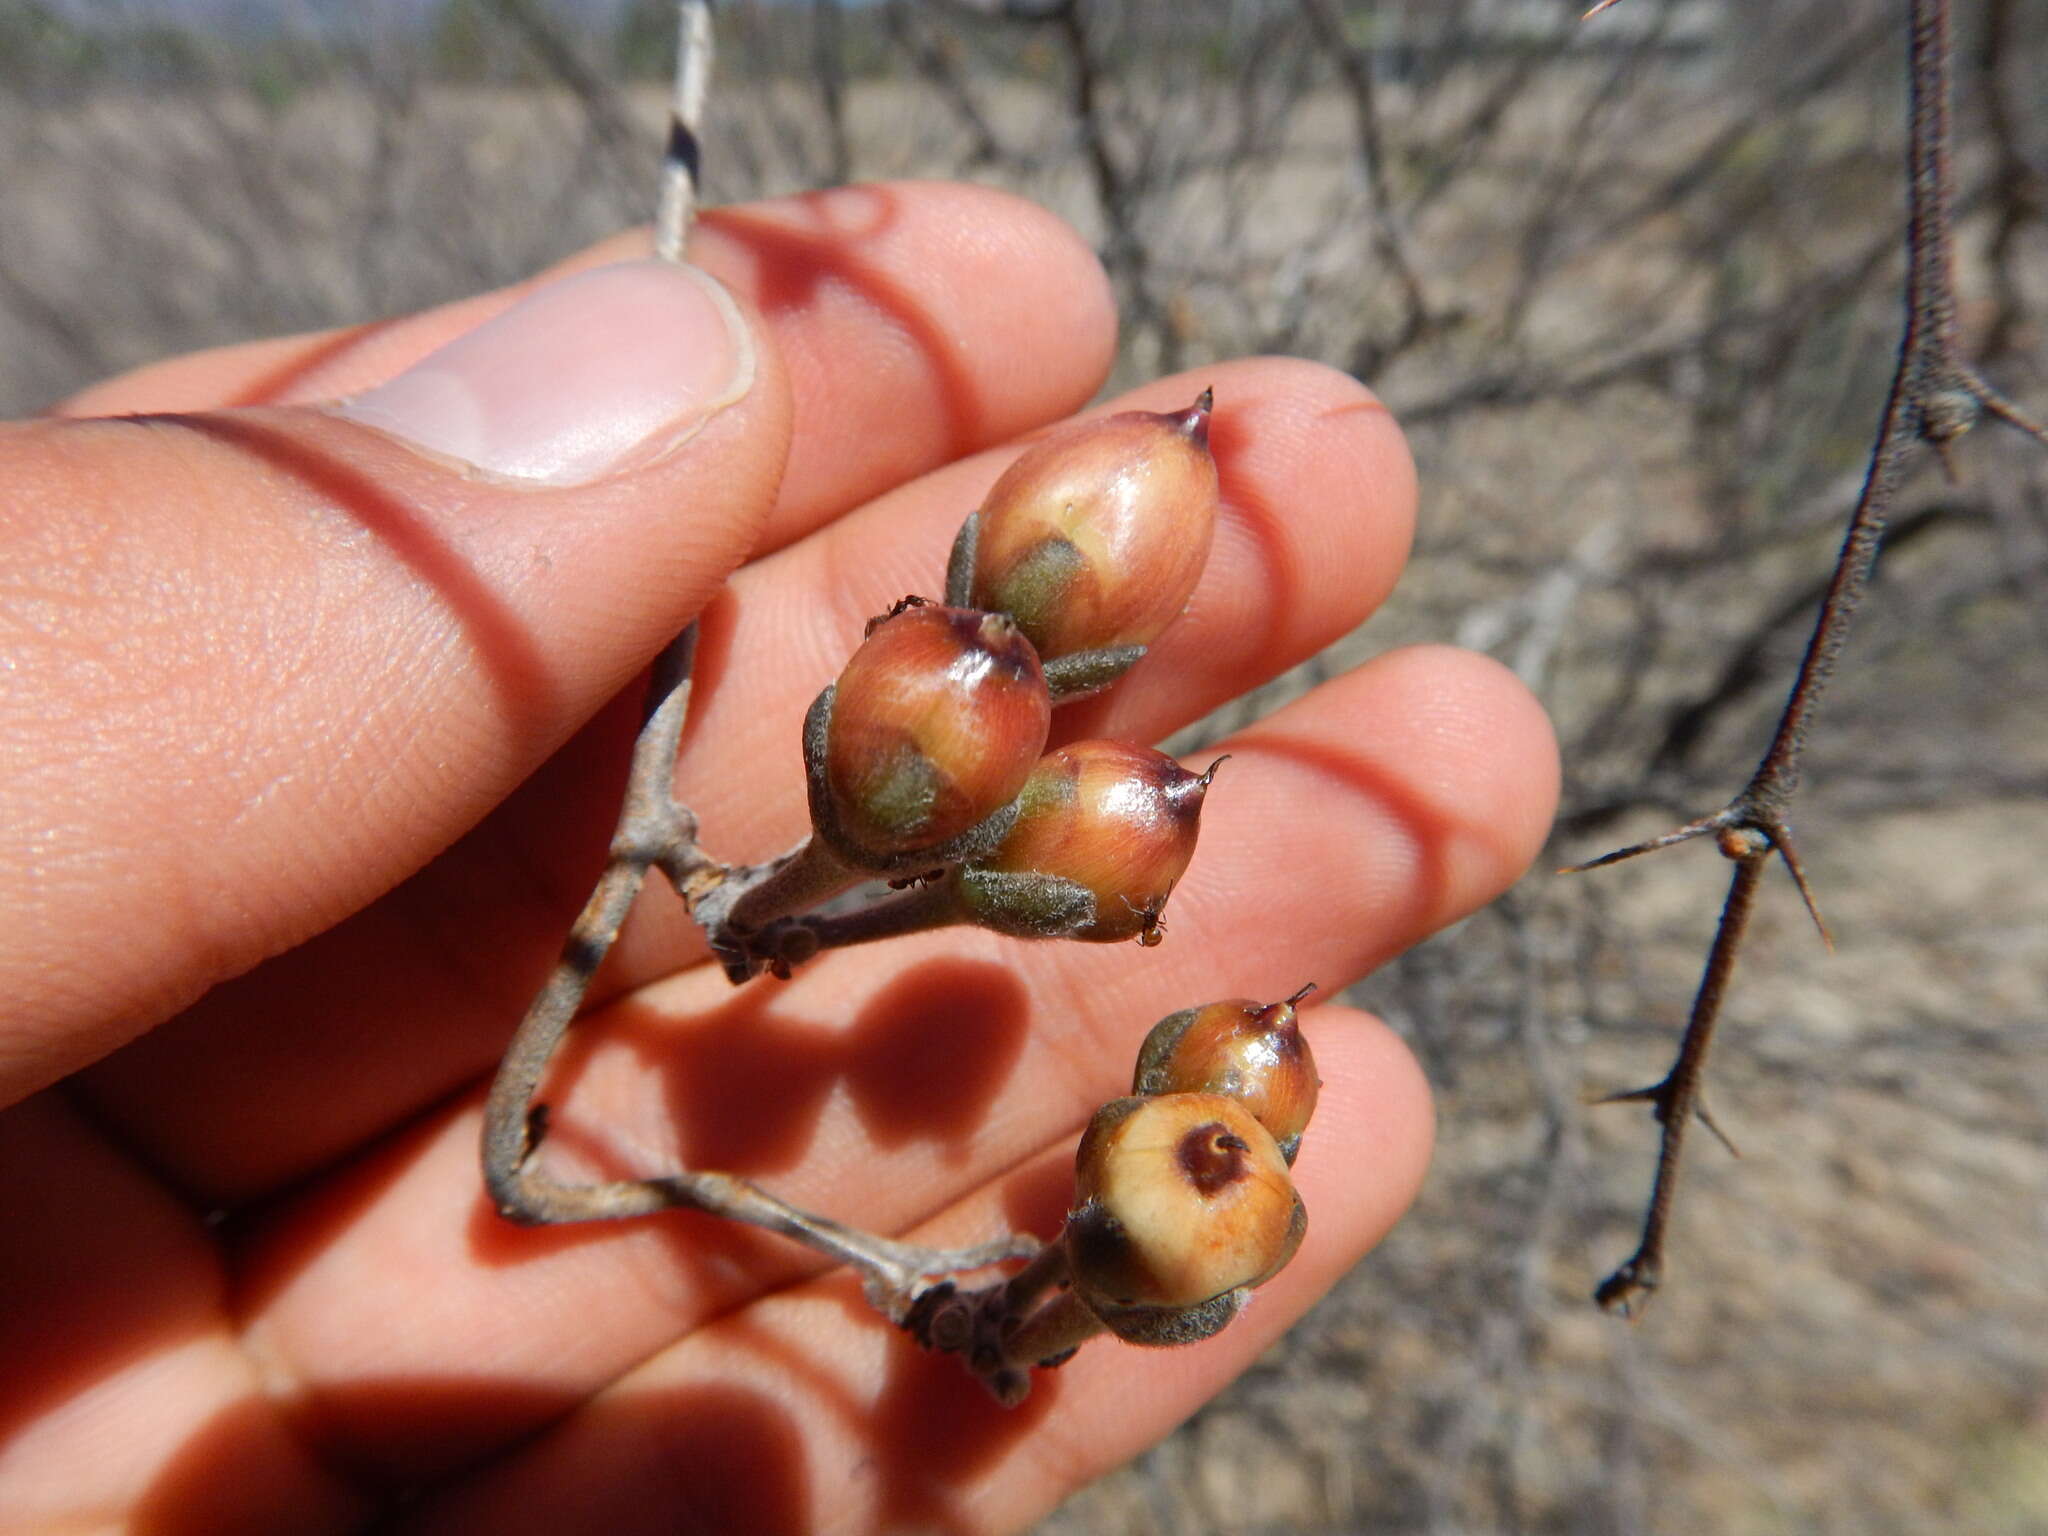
[821,603,1050,859]
[1133,987,1320,1162]
[970,395,1219,662]
[960,741,1217,942]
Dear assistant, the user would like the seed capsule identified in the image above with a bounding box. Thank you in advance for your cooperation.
[812,602,1051,866]
[1064,1092,1306,1345]
[956,741,1219,943]
[966,393,1219,667]
[1133,985,1321,1163]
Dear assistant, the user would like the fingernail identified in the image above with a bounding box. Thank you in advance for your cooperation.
[333,261,754,486]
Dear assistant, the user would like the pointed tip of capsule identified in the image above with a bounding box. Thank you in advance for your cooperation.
[975,608,1023,647]
[1285,981,1317,1007]
[1253,983,1313,1034]
[1164,755,1226,818]
[1175,388,1214,449]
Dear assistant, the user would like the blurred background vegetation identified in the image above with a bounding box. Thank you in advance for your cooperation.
[5,1,2047,1531]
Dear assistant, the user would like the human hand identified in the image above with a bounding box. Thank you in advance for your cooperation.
[0,182,1556,1532]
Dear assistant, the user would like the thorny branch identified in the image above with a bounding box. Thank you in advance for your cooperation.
[1553,498,1983,832]
[1573,0,2048,1316]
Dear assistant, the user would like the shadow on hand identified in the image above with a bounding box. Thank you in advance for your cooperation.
[711,186,985,465]
[532,953,1034,1182]
[133,1159,1081,1531]
[131,1379,813,1536]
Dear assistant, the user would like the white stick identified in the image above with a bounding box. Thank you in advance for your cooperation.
[655,0,715,263]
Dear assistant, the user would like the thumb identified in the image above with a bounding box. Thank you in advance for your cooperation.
[0,259,790,1105]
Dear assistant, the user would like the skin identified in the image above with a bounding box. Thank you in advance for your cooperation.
[0,181,1558,1534]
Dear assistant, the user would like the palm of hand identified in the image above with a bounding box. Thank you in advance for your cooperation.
[0,184,1553,1533]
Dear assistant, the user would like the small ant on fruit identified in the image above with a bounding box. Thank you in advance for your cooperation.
[864,593,935,637]
[1125,891,1170,947]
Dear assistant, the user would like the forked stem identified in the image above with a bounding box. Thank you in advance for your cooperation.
[710,879,965,982]
[900,1236,1098,1406]
[480,631,1040,1310]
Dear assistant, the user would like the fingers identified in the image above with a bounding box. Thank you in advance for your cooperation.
[685,183,1119,545]
[1,1007,1425,1532]
[73,357,1417,1203]
[411,1008,1432,1534]
[0,263,793,1106]
[59,183,1118,557]
[228,647,1553,1484]
[6,185,1117,1109]
[0,1096,362,1532]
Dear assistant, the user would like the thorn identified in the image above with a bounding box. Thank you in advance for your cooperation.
[1286,981,1318,1007]
[1198,754,1230,787]
[1930,434,1963,485]
[1558,811,1728,874]
[1587,1081,1669,1115]
[1972,372,2048,449]
[1695,1099,1740,1159]
[1765,823,1834,950]
[1586,1082,1735,1154]
[1581,0,1624,15]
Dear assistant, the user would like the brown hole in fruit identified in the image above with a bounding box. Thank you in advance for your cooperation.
[1177,1124,1250,1196]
